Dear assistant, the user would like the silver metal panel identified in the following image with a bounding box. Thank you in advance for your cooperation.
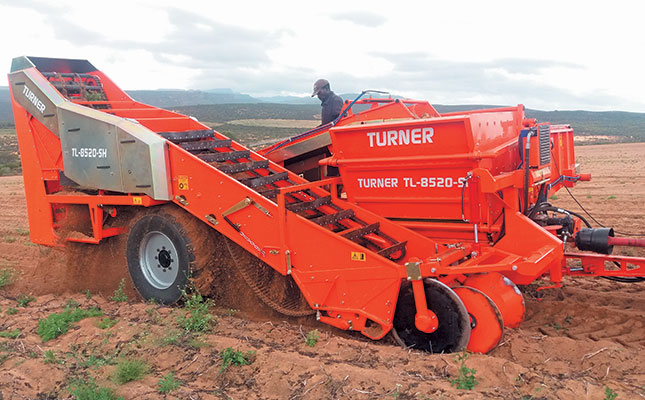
[7,69,66,136]
[58,107,124,191]
[57,103,172,200]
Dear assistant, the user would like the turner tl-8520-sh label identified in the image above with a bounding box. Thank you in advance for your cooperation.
[357,176,468,189]
[71,147,108,158]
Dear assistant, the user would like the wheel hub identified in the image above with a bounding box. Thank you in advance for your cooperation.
[139,231,179,290]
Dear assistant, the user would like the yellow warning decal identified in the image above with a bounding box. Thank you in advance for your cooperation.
[132,197,142,205]
[178,176,189,190]
[351,252,366,261]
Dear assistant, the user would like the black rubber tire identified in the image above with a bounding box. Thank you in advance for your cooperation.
[126,206,218,304]
[392,279,470,353]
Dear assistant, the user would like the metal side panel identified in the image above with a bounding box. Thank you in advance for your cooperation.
[57,103,171,200]
[7,68,66,136]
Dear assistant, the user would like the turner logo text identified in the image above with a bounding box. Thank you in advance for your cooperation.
[22,85,46,114]
[366,127,434,147]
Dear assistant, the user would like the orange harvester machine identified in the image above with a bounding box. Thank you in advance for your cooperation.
[9,56,645,354]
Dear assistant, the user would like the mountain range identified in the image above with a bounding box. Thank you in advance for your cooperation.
[1,86,645,140]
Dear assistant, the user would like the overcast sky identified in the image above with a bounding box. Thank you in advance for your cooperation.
[2,0,644,112]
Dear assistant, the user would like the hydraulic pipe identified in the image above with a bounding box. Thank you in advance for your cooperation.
[608,236,645,248]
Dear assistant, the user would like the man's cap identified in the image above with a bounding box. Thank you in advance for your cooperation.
[311,78,329,97]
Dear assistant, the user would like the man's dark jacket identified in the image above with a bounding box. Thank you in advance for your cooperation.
[320,91,343,125]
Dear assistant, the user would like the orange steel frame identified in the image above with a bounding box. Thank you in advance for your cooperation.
[10,61,645,342]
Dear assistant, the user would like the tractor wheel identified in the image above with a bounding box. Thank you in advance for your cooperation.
[126,206,221,304]
[392,279,471,353]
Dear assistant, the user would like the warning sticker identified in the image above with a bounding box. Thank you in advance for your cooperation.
[178,176,189,190]
[132,197,142,205]
[351,252,366,262]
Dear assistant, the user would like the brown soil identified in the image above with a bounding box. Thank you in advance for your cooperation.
[1,143,644,399]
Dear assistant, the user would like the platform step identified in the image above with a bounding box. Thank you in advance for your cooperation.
[218,160,269,174]
[342,223,380,242]
[240,172,289,188]
[286,196,332,212]
[159,129,214,142]
[311,209,354,226]
[199,150,250,163]
[180,139,232,151]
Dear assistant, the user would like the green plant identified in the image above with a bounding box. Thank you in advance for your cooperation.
[110,279,128,302]
[97,317,118,330]
[17,294,36,307]
[65,298,80,309]
[0,329,20,338]
[604,386,618,400]
[219,347,255,372]
[608,195,617,200]
[564,315,573,324]
[177,292,213,332]
[84,289,92,299]
[37,306,103,342]
[0,267,17,288]
[157,372,181,394]
[69,378,123,400]
[4,237,16,243]
[160,330,182,346]
[550,195,558,200]
[15,228,30,236]
[43,350,60,364]
[450,352,478,390]
[114,358,148,384]
[6,307,18,315]
[305,329,321,347]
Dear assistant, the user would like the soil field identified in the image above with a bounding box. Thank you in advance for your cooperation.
[0,143,644,400]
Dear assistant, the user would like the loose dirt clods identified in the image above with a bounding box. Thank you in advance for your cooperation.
[0,143,644,399]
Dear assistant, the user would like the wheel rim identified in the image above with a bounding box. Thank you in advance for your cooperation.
[139,230,179,290]
[392,279,471,353]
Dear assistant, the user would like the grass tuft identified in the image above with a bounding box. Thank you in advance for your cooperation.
[37,303,103,342]
[114,358,148,384]
[157,372,181,394]
[177,291,214,332]
[219,347,255,372]
[17,294,36,307]
[110,279,128,303]
[69,377,123,400]
[0,267,17,288]
[0,329,20,338]
[97,317,118,330]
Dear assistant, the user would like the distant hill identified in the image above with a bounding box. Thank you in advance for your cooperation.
[126,89,257,108]
[1,86,645,140]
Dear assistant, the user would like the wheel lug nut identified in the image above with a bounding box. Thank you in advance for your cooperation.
[157,264,161,268]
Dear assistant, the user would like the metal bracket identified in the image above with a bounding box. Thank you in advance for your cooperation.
[222,196,272,218]
[286,250,292,275]
[205,214,218,225]
[175,195,188,206]
[405,261,422,281]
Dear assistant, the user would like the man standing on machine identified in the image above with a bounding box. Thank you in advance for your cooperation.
[312,79,343,125]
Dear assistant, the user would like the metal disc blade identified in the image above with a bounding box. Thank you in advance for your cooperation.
[392,279,471,353]
[463,272,525,328]
[453,286,504,354]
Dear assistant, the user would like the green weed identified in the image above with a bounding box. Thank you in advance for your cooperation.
[17,294,36,307]
[305,329,321,347]
[84,289,92,299]
[0,329,20,338]
[6,307,17,315]
[177,292,214,332]
[4,237,16,243]
[0,267,17,288]
[219,347,255,372]
[157,372,181,394]
[37,305,103,342]
[450,352,478,390]
[15,228,30,236]
[43,350,61,364]
[69,377,123,400]
[550,195,559,200]
[110,279,128,302]
[114,358,148,384]
[604,386,618,400]
[608,195,617,200]
[97,317,118,330]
